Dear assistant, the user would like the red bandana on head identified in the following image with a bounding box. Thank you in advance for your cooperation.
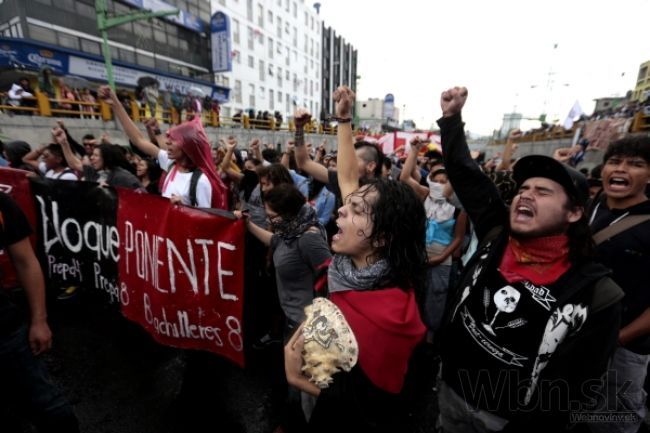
[166,117,228,209]
[499,235,571,286]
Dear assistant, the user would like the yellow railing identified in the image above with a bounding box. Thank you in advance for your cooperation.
[631,110,650,132]
[0,90,339,135]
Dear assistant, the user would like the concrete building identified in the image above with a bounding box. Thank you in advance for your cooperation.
[355,97,400,133]
[0,0,228,100]
[633,60,650,102]
[320,23,357,121]
[593,96,628,114]
[211,0,322,120]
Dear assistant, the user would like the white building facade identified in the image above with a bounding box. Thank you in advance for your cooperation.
[211,0,322,120]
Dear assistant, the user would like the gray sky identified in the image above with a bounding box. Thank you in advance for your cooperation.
[318,0,650,135]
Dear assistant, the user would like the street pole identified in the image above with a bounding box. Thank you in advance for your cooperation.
[95,0,178,90]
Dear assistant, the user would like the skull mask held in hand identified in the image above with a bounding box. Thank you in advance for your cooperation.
[301,298,358,388]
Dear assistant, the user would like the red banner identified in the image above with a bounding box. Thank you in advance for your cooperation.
[117,189,246,367]
[0,168,37,289]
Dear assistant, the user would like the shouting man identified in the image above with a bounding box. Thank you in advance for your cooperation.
[437,87,623,433]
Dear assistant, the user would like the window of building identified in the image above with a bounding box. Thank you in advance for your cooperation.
[268,10,273,24]
[137,53,155,68]
[304,11,308,26]
[286,93,290,113]
[179,39,189,51]
[269,89,274,110]
[285,0,289,12]
[232,19,240,44]
[310,16,314,30]
[285,69,290,80]
[278,91,283,108]
[268,37,274,58]
[219,0,226,5]
[155,58,169,72]
[278,67,283,86]
[76,1,96,19]
[259,59,265,81]
[310,79,313,97]
[59,0,74,12]
[249,84,255,107]
[258,4,264,27]
[293,26,297,46]
[277,41,282,54]
[304,55,307,74]
[222,76,230,88]
[233,50,241,63]
[248,55,254,68]
[277,17,282,38]
[260,86,265,100]
[58,32,80,50]
[293,2,297,17]
[293,73,298,91]
[247,0,253,21]
[247,26,254,49]
[28,24,55,43]
[167,35,179,48]
[118,49,134,64]
[285,47,290,66]
[234,80,242,103]
[80,39,101,56]
[153,28,166,44]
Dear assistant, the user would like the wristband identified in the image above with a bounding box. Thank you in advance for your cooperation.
[335,117,352,124]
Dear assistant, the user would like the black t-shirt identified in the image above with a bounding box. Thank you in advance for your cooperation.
[0,192,32,334]
[590,199,650,328]
[442,269,575,418]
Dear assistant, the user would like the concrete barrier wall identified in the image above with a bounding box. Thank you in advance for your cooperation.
[1,114,604,169]
[0,114,336,152]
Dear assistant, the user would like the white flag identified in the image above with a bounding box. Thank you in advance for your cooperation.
[563,101,584,130]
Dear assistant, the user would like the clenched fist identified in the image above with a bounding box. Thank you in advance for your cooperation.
[440,86,468,118]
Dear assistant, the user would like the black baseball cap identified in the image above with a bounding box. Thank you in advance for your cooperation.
[512,155,589,205]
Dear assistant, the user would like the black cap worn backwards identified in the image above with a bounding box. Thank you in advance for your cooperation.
[512,155,589,206]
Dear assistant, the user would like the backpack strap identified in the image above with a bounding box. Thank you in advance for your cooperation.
[593,215,650,245]
[55,168,76,180]
[590,276,624,314]
[189,168,203,207]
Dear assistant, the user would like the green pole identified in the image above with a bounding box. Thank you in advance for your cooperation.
[95,0,178,91]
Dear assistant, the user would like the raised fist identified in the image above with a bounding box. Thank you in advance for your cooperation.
[294,107,312,129]
[333,86,355,119]
[97,85,115,105]
[440,86,468,117]
[249,138,260,150]
[226,136,237,151]
[410,137,429,152]
[51,127,67,146]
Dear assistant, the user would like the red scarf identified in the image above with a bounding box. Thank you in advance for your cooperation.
[499,235,571,286]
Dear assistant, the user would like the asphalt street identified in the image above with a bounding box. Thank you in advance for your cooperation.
[12,291,439,433]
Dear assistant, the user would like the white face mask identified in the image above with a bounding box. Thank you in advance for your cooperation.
[427,179,446,201]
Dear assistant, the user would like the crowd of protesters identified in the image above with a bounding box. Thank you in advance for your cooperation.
[1,82,650,433]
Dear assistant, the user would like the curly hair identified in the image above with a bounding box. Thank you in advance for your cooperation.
[347,178,427,305]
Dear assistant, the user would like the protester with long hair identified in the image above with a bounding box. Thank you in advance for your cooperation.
[283,86,427,432]
[97,85,227,209]
[135,157,162,195]
[53,127,141,189]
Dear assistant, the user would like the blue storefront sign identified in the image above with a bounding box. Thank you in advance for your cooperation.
[0,41,68,74]
[0,38,229,102]
[210,11,232,73]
